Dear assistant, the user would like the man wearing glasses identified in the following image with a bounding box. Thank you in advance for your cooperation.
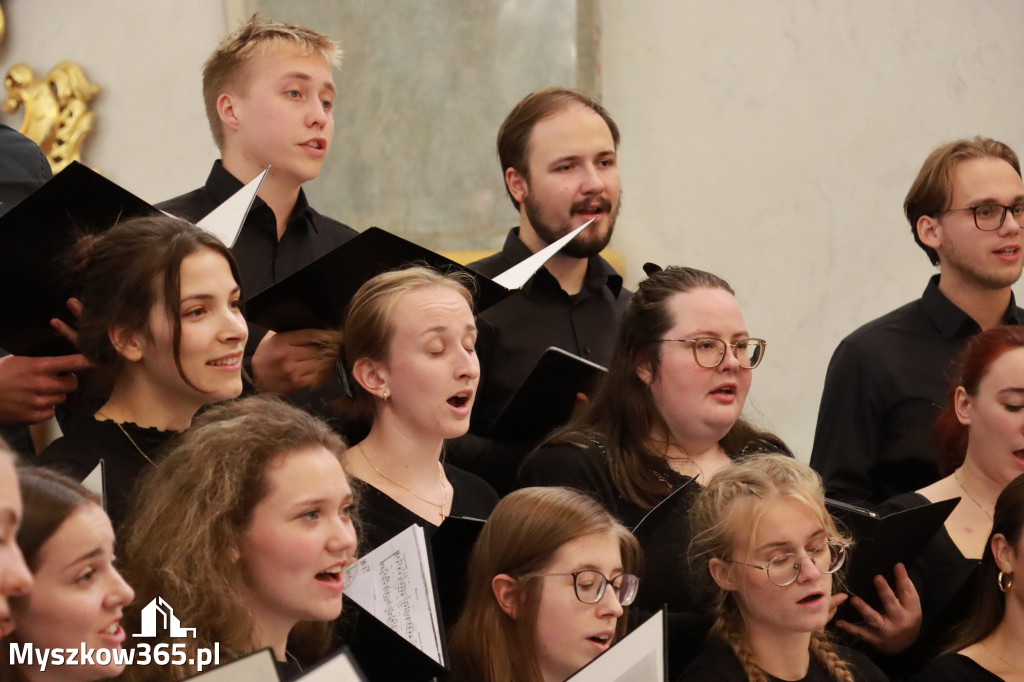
[811,137,1024,507]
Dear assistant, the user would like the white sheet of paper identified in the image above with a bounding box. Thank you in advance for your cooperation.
[298,648,366,681]
[566,610,665,682]
[81,460,105,510]
[342,524,444,666]
[182,648,278,681]
[193,167,269,247]
[491,217,596,289]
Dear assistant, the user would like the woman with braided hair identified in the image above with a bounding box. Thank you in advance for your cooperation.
[682,454,887,682]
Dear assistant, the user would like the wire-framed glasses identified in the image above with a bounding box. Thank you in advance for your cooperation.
[724,540,848,587]
[942,203,1024,231]
[526,570,640,606]
[654,337,767,369]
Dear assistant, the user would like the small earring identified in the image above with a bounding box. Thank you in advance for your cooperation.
[381,391,389,403]
[998,571,1013,593]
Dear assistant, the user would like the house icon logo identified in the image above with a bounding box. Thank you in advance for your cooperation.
[133,597,197,638]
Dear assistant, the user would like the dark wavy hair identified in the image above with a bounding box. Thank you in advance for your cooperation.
[65,213,243,403]
[545,265,788,509]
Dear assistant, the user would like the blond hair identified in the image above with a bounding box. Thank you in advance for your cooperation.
[688,454,855,682]
[319,265,475,420]
[202,13,342,149]
[448,487,641,682]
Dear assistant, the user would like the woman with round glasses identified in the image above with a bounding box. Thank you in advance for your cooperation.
[683,454,886,682]
[448,486,641,682]
[909,473,1024,681]
[517,265,783,672]
[877,325,1024,669]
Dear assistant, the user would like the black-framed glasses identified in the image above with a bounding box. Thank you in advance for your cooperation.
[724,540,848,587]
[526,569,640,606]
[941,203,1024,231]
[653,337,767,369]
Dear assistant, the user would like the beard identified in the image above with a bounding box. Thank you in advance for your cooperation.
[523,193,620,259]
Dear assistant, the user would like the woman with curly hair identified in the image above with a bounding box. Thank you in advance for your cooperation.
[120,395,357,681]
[683,454,886,682]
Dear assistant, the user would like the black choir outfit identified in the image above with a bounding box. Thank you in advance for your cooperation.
[908,654,1006,682]
[449,228,630,492]
[341,463,498,682]
[811,275,1024,507]
[680,639,889,682]
[37,417,176,530]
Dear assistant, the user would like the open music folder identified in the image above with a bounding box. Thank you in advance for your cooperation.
[342,523,447,670]
[826,496,960,615]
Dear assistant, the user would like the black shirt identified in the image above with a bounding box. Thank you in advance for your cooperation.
[680,639,889,682]
[37,418,176,531]
[467,228,630,434]
[157,160,358,297]
[907,653,1004,682]
[810,275,1024,506]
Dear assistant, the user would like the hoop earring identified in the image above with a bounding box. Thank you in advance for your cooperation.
[998,571,1013,593]
[381,391,390,404]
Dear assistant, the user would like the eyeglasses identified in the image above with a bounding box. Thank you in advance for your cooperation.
[653,337,767,369]
[724,540,848,587]
[526,570,640,606]
[941,203,1024,231]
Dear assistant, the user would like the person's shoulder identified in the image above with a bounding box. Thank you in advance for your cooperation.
[677,639,744,682]
[519,438,608,482]
[466,250,510,277]
[444,464,500,511]
[906,653,997,682]
[155,186,217,222]
[306,205,358,241]
[833,644,890,682]
[836,296,924,348]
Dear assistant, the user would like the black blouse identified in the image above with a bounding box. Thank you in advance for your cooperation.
[908,653,1006,682]
[37,417,176,531]
[680,639,889,682]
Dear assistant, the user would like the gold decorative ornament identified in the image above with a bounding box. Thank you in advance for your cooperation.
[998,570,1013,593]
[4,61,99,172]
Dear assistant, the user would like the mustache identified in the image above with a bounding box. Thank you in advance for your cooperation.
[570,197,613,215]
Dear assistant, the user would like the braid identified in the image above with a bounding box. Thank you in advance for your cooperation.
[713,614,767,682]
[809,631,855,682]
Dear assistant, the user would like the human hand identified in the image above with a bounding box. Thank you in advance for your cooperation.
[49,297,84,347]
[835,563,922,654]
[0,353,93,424]
[251,328,341,396]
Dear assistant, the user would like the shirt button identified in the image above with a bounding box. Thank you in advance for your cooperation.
[583,346,592,355]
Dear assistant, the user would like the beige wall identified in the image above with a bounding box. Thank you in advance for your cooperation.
[6,1,1024,459]
[601,0,1024,458]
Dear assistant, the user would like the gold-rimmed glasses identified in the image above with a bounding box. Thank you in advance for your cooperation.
[724,540,848,587]
[653,337,767,369]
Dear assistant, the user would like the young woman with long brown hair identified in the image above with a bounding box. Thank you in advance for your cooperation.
[449,486,641,682]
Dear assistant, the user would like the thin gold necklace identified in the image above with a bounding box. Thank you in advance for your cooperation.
[95,411,158,469]
[954,468,993,521]
[982,640,1024,673]
[358,443,448,521]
